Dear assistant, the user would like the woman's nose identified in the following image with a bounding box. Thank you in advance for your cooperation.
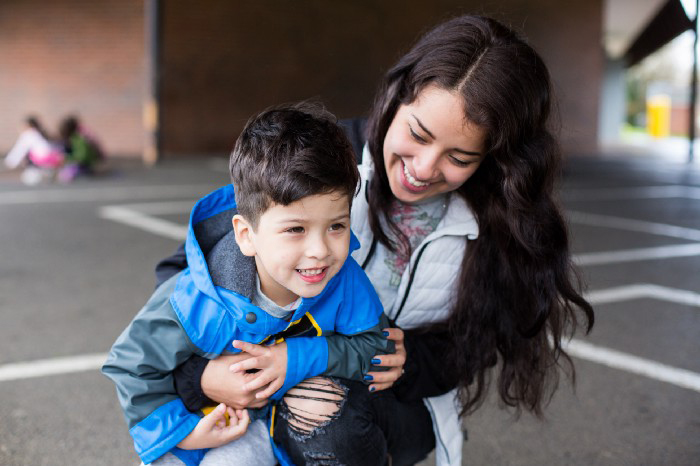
[411,149,440,181]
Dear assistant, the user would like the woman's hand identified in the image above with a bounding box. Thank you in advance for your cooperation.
[201,354,270,409]
[366,327,406,392]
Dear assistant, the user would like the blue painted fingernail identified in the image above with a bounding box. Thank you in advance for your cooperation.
[382,331,390,337]
[364,374,374,381]
[369,386,376,392]
[371,358,381,364]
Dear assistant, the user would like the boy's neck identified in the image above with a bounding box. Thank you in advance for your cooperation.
[256,272,300,308]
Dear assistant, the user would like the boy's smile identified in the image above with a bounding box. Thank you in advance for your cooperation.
[297,267,328,283]
[233,191,351,307]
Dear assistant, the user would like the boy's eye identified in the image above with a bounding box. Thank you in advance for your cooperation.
[286,226,305,234]
[409,125,428,144]
[329,223,346,232]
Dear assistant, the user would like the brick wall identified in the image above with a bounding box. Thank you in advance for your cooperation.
[159,0,602,156]
[159,0,472,154]
[671,105,690,136]
[0,1,602,159]
[0,0,144,157]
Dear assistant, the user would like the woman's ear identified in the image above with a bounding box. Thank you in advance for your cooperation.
[232,214,256,257]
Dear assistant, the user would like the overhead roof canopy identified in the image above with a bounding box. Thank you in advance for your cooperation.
[604,0,668,58]
[604,0,695,66]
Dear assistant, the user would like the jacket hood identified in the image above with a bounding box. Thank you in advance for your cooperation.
[181,185,361,337]
[185,184,254,301]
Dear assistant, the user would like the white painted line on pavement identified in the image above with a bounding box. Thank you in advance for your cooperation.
[568,210,700,241]
[0,353,107,382]
[586,283,700,307]
[2,342,698,396]
[574,243,700,266]
[107,201,700,268]
[99,205,188,241]
[102,200,195,215]
[565,339,700,394]
[0,184,218,205]
[564,185,700,202]
[3,281,700,391]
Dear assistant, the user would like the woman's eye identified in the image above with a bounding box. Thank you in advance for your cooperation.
[449,155,472,167]
[409,126,427,144]
[329,223,346,232]
[286,226,304,234]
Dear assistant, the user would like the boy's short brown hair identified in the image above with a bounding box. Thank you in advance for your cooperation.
[229,102,359,227]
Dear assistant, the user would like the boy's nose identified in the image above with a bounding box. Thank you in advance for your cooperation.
[305,237,330,259]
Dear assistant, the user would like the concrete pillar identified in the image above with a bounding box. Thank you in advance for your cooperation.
[599,57,627,145]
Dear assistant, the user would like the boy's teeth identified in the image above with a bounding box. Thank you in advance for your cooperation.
[403,163,428,187]
[298,268,323,276]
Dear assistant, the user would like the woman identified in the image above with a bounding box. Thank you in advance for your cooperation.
[162,15,594,466]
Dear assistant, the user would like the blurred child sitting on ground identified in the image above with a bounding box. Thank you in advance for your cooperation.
[58,115,104,182]
[4,116,65,185]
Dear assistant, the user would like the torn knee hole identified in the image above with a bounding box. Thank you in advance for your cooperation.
[281,377,347,435]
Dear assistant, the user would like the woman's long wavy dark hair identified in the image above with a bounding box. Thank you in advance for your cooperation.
[366,15,594,416]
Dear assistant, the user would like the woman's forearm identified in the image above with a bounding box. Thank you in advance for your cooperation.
[174,354,270,411]
[392,328,459,401]
[173,354,212,411]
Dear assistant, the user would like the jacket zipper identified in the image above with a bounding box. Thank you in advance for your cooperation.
[424,397,450,464]
[392,240,430,323]
[360,237,378,269]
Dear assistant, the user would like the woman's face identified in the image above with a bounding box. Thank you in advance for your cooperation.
[383,84,486,204]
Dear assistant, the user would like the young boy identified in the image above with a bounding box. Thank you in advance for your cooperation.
[102,103,390,466]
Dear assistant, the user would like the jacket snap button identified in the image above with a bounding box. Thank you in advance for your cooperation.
[245,312,257,323]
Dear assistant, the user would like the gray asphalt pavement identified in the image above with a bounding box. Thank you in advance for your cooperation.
[1,154,698,465]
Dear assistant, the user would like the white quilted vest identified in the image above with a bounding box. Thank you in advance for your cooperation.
[350,149,479,465]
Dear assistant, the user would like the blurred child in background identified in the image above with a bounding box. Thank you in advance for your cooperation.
[4,116,65,185]
[58,115,104,182]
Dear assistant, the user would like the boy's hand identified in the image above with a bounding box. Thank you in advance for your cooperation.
[230,340,287,399]
[177,403,249,450]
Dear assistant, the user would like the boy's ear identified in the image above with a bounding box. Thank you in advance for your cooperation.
[232,214,256,257]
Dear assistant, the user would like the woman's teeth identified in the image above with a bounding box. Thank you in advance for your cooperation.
[297,268,324,276]
[403,162,429,187]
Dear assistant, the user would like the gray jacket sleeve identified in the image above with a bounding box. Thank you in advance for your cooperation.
[280,314,393,397]
[102,275,202,429]
[324,313,393,380]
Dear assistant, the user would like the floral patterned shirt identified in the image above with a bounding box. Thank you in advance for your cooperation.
[364,195,449,310]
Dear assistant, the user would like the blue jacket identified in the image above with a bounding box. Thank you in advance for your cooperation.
[102,185,388,465]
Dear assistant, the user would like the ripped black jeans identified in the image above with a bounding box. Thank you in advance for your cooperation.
[272,377,435,466]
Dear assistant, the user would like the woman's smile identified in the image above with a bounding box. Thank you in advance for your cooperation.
[383,84,486,204]
[401,159,431,190]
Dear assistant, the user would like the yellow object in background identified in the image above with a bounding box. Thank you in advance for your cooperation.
[646,94,671,138]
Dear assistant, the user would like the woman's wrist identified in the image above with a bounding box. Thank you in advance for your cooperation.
[173,355,212,411]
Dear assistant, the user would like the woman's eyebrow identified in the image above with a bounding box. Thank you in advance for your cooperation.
[412,114,435,139]
[453,148,482,157]
[412,114,482,156]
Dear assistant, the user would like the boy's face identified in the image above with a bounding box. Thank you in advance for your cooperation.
[232,191,351,307]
